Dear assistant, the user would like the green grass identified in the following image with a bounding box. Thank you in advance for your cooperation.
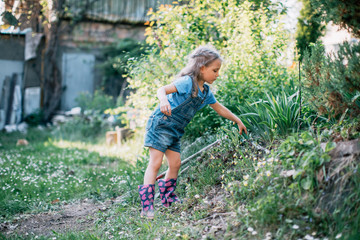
[1,124,359,240]
[0,128,134,220]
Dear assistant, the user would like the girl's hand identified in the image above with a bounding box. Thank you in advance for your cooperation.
[237,122,247,135]
[160,100,172,116]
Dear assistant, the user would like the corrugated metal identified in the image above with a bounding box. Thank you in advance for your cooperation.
[65,0,174,23]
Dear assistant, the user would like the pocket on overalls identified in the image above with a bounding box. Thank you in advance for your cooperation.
[146,115,155,131]
[156,115,174,130]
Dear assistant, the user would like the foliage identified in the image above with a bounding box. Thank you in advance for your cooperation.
[221,129,359,239]
[295,0,325,60]
[311,0,360,38]
[51,114,109,141]
[302,41,360,120]
[24,110,45,127]
[127,0,296,136]
[98,39,148,100]
[75,90,115,113]
[237,91,301,141]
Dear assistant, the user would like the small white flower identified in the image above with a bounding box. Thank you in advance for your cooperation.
[335,233,342,239]
[243,174,249,180]
[252,231,257,235]
[304,235,314,240]
[247,227,254,232]
[194,194,200,199]
[292,224,299,229]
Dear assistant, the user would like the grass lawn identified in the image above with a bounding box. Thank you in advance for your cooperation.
[0,128,135,221]
[1,127,358,240]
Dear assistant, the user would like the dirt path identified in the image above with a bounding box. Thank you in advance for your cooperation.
[0,197,123,238]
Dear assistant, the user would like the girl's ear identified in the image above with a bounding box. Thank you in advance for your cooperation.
[200,65,206,73]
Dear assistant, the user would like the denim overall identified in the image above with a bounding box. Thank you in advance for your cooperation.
[144,82,209,153]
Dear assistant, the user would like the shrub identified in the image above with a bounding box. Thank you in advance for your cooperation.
[127,0,296,136]
[98,38,148,100]
[302,41,360,120]
[75,90,115,113]
[311,0,360,38]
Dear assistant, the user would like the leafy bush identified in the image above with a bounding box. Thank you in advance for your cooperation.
[51,112,111,142]
[311,0,360,38]
[295,0,325,59]
[302,41,360,120]
[127,0,296,136]
[75,90,115,113]
[24,110,44,126]
[98,38,148,100]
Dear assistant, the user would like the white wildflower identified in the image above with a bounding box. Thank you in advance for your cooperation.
[292,224,299,229]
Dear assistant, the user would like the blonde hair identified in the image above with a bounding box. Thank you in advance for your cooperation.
[178,46,222,97]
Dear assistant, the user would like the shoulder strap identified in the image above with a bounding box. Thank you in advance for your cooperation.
[189,75,197,98]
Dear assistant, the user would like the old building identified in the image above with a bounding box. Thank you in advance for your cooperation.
[0,0,172,128]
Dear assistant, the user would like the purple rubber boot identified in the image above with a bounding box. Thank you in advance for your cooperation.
[138,184,155,219]
[158,178,181,207]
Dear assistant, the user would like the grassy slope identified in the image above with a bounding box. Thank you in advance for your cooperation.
[1,127,359,240]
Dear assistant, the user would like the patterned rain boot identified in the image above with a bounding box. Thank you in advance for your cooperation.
[138,184,155,219]
[158,178,181,207]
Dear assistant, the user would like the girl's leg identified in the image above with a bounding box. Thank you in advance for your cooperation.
[138,147,164,219]
[164,149,181,179]
[158,149,181,207]
[143,147,164,185]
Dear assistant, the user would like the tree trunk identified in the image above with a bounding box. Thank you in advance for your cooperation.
[42,0,64,121]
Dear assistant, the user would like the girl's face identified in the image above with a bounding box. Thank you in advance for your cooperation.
[200,59,222,84]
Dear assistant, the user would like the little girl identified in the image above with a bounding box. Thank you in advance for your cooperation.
[138,46,247,219]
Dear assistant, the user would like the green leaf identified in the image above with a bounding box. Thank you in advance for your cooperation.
[301,177,312,190]
[325,141,336,153]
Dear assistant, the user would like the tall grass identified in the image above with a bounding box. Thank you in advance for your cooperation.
[238,91,301,141]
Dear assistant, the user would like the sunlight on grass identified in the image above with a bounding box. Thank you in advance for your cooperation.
[51,131,145,165]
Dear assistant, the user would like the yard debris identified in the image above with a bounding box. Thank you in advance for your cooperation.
[106,126,134,146]
[65,107,81,116]
[4,122,28,133]
[51,115,69,125]
[16,139,29,146]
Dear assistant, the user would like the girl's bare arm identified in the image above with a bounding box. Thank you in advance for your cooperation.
[210,102,247,135]
[157,84,178,116]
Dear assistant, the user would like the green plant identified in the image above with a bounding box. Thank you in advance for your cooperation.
[75,90,115,113]
[98,38,148,99]
[237,91,301,141]
[51,112,111,142]
[127,0,296,137]
[24,110,45,126]
[295,0,325,60]
[302,41,360,120]
[311,0,360,38]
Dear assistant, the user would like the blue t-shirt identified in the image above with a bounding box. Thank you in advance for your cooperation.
[167,75,217,110]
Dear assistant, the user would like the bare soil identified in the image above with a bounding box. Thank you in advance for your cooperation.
[0,197,122,238]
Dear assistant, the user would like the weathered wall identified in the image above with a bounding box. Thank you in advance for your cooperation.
[0,34,25,60]
[57,21,147,110]
[60,21,146,47]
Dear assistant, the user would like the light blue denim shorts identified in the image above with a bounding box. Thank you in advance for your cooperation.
[144,113,185,153]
